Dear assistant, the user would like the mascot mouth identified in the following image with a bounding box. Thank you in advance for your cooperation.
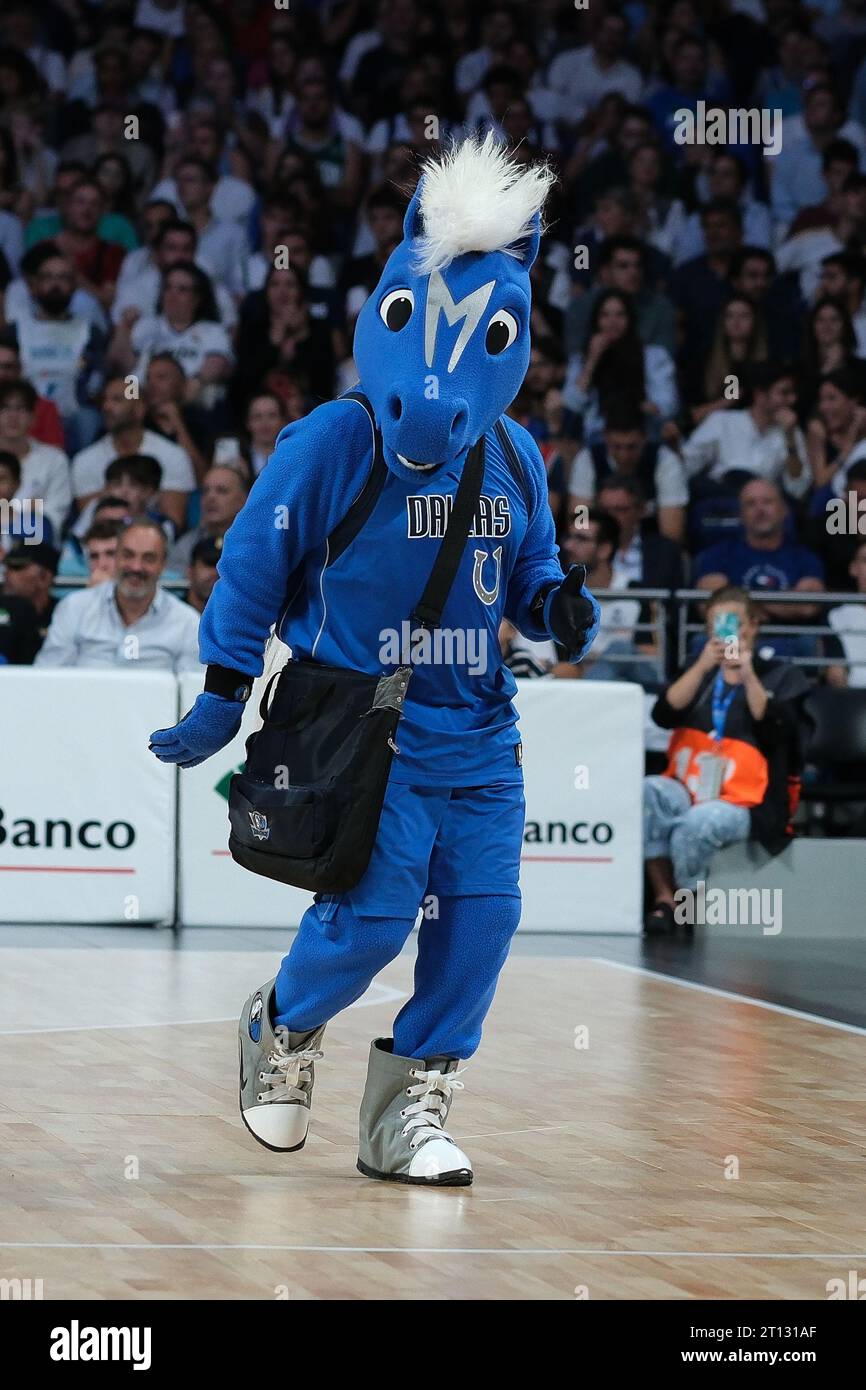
[397,453,438,472]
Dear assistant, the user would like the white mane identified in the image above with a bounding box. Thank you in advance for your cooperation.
[412,132,555,274]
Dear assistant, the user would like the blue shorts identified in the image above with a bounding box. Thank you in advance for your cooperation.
[317,777,526,920]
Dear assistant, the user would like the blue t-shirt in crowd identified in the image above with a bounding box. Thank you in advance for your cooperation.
[693,538,825,592]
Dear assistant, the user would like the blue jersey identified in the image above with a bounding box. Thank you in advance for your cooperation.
[199,395,564,787]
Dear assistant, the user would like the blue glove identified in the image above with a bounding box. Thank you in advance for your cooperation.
[149,692,245,769]
[543,564,601,663]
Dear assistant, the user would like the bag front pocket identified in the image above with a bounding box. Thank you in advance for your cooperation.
[228,773,335,860]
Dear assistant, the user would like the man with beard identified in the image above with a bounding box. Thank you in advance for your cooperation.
[7,250,106,454]
[36,518,201,671]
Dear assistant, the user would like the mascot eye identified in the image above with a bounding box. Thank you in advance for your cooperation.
[485,310,519,355]
[379,288,415,331]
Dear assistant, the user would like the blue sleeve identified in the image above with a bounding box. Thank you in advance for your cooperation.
[199,398,376,676]
[796,546,825,582]
[501,417,566,642]
[692,542,729,581]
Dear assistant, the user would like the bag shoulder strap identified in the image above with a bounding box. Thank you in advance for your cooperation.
[328,390,388,564]
[279,390,385,620]
[411,435,485,631]
[493,415,532,515]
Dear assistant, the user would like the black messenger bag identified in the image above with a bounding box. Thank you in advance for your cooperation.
[227,428,486,893]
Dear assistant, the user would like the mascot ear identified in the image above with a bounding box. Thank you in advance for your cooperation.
[402,181,424,241]
[517,211,542,270]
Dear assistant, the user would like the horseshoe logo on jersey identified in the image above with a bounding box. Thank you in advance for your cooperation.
[472,546,502,606]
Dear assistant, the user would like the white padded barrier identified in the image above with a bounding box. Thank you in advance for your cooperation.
[0,669,643,931]
[178,673,644,932]
[0,669,177,923]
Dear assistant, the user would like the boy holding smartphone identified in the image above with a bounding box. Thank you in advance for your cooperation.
[642,586,811,934]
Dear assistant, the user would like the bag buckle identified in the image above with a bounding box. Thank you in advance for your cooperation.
[387,736,401,755]
[410,608,437,632]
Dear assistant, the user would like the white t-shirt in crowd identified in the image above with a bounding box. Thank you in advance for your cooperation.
[568,443,689,510]
[14,317,95,419]
[828,603,866,685]
[130,316,233,379]
[14,440,72,538]
[547,45,644,122]
[681,408,812,498]
[71,428,195,500]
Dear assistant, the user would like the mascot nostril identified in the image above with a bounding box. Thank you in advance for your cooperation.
[450,408,468,440]
[153,133,603,1189]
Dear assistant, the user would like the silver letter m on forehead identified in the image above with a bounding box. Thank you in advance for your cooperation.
[425,270,495,374]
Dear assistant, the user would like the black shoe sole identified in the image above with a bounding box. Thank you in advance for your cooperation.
[356,1157,473,1186]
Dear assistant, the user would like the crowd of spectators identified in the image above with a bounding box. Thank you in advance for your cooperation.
[1,0,866,688]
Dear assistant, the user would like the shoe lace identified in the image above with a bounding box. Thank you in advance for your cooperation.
[256,1043,324,1105]
[399,1065,466,1149]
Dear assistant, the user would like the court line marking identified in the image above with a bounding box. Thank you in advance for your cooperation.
[591,958,866,1038]
[0,982,406,1035]
[0,1242,863,1259]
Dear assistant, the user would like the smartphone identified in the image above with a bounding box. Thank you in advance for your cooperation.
[713,611,740,642]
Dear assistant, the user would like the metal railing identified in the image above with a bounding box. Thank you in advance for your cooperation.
[42,579,866,682]
[577,587,669,683]
[674,589,866,672]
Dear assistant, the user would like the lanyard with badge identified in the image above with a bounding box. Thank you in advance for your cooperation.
[694,671,738,802]
[711,671,738,741]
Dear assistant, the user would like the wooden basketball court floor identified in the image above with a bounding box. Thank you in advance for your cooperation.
[1,925,864,1301]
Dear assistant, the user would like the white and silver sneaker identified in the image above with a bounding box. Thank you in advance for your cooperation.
[238,979,325,1153]
[357,1038,473,1185]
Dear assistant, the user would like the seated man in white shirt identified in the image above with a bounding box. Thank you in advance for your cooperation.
[568,403,688,544]
[36,517,202,673]
[546,10,644,125]
[826,538,866,686]
[680,362,811,500]
[70,374,196,533]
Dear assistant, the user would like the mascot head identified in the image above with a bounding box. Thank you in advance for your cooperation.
[353,133,555,482]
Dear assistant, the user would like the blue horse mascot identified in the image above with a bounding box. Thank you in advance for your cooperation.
[150,135,600,1186]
